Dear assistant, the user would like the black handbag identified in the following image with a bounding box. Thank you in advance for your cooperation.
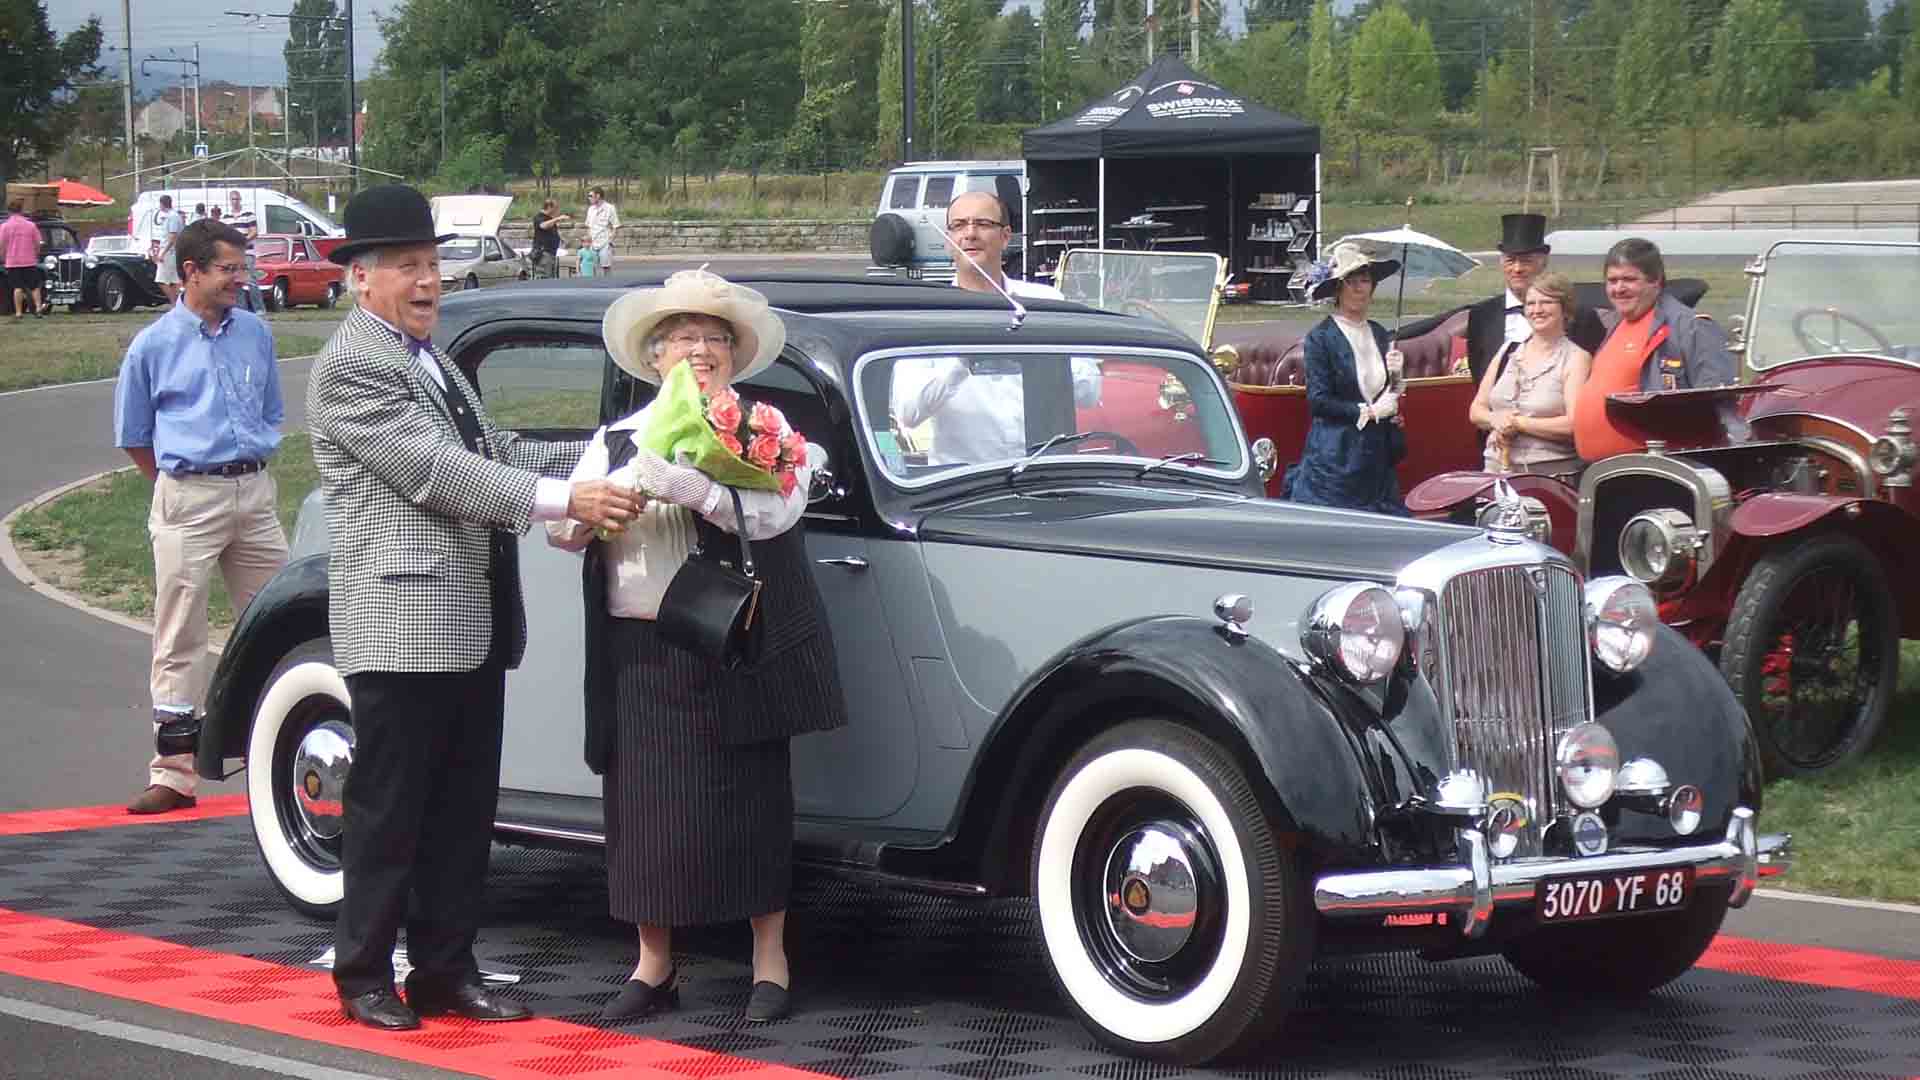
[656,487,764,669]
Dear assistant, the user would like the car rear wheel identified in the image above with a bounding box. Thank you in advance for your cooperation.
[320,282,339,310]
[1720,535,1898,777]
[1503,884,1730,995]
[1033,719,1312,1064]
[98,268,132,313]
[271,279,290,311]
[247,637,352,919]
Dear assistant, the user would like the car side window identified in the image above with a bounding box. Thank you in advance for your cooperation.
[886,176,919,210]
[466,334,606,437]
[734,355,845,508]
[922,176,956,211]
[264,204,301,234]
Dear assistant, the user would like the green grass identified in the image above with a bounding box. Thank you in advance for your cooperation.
[0,308,342,393]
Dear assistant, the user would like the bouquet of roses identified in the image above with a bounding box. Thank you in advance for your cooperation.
[636,361,808,496]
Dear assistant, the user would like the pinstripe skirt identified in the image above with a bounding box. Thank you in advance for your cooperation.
[601,615,796,927]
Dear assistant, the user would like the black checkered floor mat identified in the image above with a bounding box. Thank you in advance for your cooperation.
[3,818,1918,1079]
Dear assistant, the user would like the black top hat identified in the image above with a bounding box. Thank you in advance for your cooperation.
[327,184,455,265]
[1497,213,1550,255]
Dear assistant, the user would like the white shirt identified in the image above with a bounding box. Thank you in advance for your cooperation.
[152,208,184,251]
[585,201,619,249]
[1503,288,1529,346]
[1007,277,1064,300]
[1333,313,1387,401]
[547,401,812,619]
[894,355,1103,466]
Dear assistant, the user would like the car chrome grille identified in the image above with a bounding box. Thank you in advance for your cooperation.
[1436,564,1591,857]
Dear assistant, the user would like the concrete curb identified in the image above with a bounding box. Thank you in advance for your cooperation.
[0,466,157,640]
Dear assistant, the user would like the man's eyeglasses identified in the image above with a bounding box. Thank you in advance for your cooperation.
[203,262,248,276]
[946,217,1007,233]
[665,331,734,349]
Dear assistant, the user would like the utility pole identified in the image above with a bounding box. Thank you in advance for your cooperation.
[122,0,136,196]
[440,65,447,168]
[194,43,203,149]
[1190,0,1199,64]
[344,0,359,190]
[1146,0,1155,61]
[901,0,915,162]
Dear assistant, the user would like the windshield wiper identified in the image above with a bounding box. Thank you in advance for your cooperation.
[1012,432,1103,477]
[1135,451,1227,478]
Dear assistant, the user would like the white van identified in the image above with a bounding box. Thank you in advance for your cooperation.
[128,187,343,245]
[869,160,1025,280]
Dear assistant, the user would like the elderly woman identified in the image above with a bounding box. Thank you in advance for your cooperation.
[548,269,847,1024]
[1468,270,1592,476]
[1281,243,1408,515]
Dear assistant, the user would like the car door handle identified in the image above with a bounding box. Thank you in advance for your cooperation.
[816,556,869,571]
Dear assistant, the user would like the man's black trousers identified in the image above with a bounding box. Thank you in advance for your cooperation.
[333,666,506,998]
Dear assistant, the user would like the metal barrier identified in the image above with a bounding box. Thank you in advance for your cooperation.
[1557,202,1920,238]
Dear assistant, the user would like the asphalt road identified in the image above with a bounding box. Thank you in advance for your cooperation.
[0,263,1915,1078]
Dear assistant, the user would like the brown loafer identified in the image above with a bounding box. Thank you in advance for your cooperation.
[126,785,196,815]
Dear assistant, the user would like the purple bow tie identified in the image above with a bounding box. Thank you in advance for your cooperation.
[404,335,432,357]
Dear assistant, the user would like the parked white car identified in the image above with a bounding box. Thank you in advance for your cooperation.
[432,194,528,291]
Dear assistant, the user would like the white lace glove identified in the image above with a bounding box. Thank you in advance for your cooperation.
[629,448,714,510]
[1355,401,1374,430]
[1372,390,1400,420]
[1384,348,1405,384]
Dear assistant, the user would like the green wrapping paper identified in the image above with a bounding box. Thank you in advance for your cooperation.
[637,362,781,492]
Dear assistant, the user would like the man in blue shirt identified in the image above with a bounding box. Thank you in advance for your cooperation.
[113,218,290,814]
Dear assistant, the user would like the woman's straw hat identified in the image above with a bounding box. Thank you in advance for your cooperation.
[601,268,787,384]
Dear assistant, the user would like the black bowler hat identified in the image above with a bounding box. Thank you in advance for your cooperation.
[1497,213,1551,255]
[327,184,455,265]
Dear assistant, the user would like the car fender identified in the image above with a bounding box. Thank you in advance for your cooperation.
[1404,470,1579,551]
[960,616,1383,891]
[1728,491,1901,539]
[195,553,330,780]
[1593,622,1762,843]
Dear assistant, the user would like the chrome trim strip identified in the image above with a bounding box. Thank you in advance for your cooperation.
[1313,818,1791,918]
[1458,829,1492,939]
[1727,806,1760,907]
[492,820,606,845]
[1576,454,1732,578]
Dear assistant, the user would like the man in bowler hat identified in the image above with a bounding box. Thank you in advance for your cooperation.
[308,184,641,1030]
[1464,213,1606,384]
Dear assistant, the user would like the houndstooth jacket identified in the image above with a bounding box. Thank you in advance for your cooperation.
[307,307,586,676]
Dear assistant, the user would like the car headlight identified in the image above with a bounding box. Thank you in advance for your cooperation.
[1870,408,1914,486]
[1584,577,1656,673]
[1302,582,1405,684]
[1556,722,1619,808]
[1618,508,1698,592]
[85,254,98,268]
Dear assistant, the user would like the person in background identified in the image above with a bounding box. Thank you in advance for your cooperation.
[1469,271,1591,477]
[151,195,186,303]
[112,219,290,814]
[530,198,570,279]
[1574,237,1737,461]
[192,203,208,221]
[1281,242,1409,515]
[2,200,47,320]
[585,187,619,276]
[1464,213,1605,385]
[226,190,257,241]
[945,191,1058,300]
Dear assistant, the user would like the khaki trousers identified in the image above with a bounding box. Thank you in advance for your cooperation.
[147,469,289,794]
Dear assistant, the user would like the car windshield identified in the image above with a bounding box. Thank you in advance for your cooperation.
[1746,241,1920,371]
[438,239,481,260]
[860,348,1246,487]
[1055,249,1223,347]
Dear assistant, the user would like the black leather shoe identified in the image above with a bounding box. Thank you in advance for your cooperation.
[600,968,679,1022]
[341,988,421,1030]
[746,980,790,1022]
[405,980,531,1022]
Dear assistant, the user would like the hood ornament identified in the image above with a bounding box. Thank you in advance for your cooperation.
[1481,479,1531,544]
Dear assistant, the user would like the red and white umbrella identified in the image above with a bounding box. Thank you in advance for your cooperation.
[54,179,115,206]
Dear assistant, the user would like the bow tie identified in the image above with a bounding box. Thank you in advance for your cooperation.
[401,334,432,358]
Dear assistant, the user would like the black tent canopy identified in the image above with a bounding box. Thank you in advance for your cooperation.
[1020,56,1323,301]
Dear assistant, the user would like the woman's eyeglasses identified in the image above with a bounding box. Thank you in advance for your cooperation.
[666,331,734,349]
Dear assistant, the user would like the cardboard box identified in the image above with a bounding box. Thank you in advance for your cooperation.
[5,183,59,215]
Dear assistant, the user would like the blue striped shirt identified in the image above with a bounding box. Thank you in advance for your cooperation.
[112,301,284,474]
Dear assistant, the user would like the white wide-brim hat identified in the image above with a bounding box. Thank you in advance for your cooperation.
[1309,241,1401,302]
[601,269,787,384]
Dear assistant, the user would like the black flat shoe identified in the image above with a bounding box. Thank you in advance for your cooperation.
[405,979,531,1022]
[341,988,420,1030]
[746,980,790,1022]
[601,967,678,1022]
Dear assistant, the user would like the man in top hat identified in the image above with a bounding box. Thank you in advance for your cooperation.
[1464,213,1606,385]
[308,184,642,1031]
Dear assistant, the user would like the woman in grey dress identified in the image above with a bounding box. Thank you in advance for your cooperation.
[1468,271,1593,478]
[549,270,847,1024]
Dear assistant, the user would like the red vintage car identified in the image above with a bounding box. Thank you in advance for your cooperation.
[251,234,344,311]
[1399,240,1920,778]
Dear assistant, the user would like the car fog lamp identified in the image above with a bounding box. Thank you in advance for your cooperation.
[1302,582,1405,684]
[1486,796,1529,859]
[1615,757,1671,798]
[1666,785,1704,835]
[1556,722,1619,809]
[40,255,55,272]
[1619,509,1698,591]
[84,254,98,268]
[1585,577,1657,673]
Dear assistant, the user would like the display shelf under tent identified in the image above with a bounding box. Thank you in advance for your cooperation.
[1019,55,1321,302]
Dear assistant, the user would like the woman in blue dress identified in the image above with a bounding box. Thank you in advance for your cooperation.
[1282,243,1409,516]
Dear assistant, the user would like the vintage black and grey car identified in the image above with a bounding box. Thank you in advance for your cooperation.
[50,233,170,313]
[197,276,1789,1064]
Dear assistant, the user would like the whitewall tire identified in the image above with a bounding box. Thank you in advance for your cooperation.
[247,638,352,919]
[1033,719,1312,1064]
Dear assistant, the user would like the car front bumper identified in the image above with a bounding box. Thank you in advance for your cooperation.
[1313,806,1790,938]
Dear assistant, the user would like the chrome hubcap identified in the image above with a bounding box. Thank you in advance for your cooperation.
[289,719,353,845]
[1103,825,1201,962]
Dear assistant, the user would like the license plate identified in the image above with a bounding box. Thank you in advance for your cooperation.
[1536,866,1692,923]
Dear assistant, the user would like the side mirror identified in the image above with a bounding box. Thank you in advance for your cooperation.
[1251,437,1278,483]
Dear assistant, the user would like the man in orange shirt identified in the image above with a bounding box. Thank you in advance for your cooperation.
[1574,238,1736,460]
